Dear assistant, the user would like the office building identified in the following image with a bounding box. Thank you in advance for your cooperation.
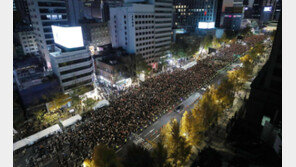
[101,0,124,21]
[252,0,277,25]
[271,0,281,21]
[81,21,111,55]
[110,0,172,64]
[188,0,218,34]
[110,3,156,63]
[14,0,31,24]
[173,0,190,30]
[152,0,173,59]
[18,30,38,55]
[49,26,94,92]
[215,0,223,28]
[223,7,243,31]
[173,0,219,34]
[66,0,84,26]
[27,0,69,69]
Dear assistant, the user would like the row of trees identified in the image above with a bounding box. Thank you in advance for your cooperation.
[158,41,266,166]
[171,36,200,59]
[84,142,169,167]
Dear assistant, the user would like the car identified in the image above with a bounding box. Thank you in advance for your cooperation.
[175,104,184,113]
[201,87,206,91]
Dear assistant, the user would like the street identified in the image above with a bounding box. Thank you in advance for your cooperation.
[116,63,230,156]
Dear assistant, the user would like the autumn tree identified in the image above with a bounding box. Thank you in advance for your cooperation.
[89,144,122,167]
[48,93,71,111]
[135,56,151,75]
[151,135,170,167]
[83,98,96,111]
[162,119,191,167]
[215,78,235,109]
[123,144,154,167]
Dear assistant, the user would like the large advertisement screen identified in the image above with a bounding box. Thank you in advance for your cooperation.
[52,25,84,48]
[264,7,272,12]
[198,22,215,29]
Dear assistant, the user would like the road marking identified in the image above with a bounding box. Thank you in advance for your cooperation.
[144,129,155,137]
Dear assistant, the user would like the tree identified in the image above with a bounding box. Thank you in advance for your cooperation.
[83,98,96,111]
[162,119,191,167]
[200,35,213,52]
[48,93,71,111]
[135,56,151,75]
[90,145,122,167]
[151,135,170,167]
[216,78,235,109]
[123,144,154,167]
[240,26,252,36]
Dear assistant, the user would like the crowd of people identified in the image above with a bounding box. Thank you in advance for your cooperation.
[14,35,267,167]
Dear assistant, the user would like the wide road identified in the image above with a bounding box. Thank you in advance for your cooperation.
[116,62,230,157]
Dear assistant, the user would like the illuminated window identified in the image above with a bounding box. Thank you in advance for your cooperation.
[52,15,57,20]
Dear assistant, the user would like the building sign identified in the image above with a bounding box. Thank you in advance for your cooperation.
[264,6,272,12]
[52,25,84,48]
[198,22,215,29]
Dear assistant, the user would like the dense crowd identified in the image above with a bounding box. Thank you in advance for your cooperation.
[14,35,267,167]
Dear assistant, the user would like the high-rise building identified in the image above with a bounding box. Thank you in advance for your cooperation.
[173,0,190,29]
[49,26,94,92]
[110,0,173,64]
[215,0,223,28]
[27,0,69,69]
[150,0,173,59]
[187,0,218,34]
[271,0,281,21]
[173,0,219,34]
[110,3,156,63]
[223,7,243,31]
[101,0,124,22]
[252,0,277,25]
[233,0,244,7]
[18,30,39,55]
[66,0,84,26]
[81,21,111,55]
[14,0,31,24]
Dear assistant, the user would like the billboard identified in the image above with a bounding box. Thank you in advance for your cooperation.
[264,6,272,12]
[198,22,215,29]
[175,29,186,34]
[52,25,84,48]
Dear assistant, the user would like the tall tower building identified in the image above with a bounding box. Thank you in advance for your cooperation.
[110,0,173,64]
[252,0,277,25]
[173,0,191,30]
[150,0,173,59]
[188,0,218,34]
[27,0,69,69]
[14,0,31,24]
[110,4,156,63]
